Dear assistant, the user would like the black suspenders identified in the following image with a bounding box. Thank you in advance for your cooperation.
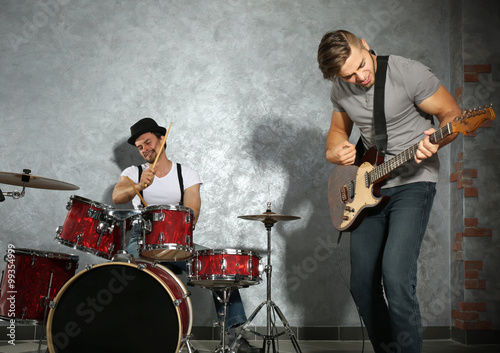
[137,163,184,205]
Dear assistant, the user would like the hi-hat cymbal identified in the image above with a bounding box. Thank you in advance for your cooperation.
[238,212,300,224]
[0,171,79,190]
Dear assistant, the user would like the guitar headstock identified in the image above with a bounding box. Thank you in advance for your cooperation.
[452,104,495,135]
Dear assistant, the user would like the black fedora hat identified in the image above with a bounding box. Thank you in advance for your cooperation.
[128,118,166,145]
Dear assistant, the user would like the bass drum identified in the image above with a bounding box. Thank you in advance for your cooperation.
[46,261,192,353]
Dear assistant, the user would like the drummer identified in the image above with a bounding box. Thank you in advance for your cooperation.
[112,118,260,353]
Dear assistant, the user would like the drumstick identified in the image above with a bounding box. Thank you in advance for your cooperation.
[127,177,148,207]
[143,122,172,189]
[152,122,172,170]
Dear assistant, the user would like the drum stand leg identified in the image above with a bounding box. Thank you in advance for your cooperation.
[212,287,234,353]
[229,220,302,353]
[180,335,198,353]
[37,270,54,353]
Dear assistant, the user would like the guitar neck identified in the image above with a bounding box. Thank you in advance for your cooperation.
[368,123,452,184]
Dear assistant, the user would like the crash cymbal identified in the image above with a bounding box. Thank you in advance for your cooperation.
[238,212,300,223]
[0,170,79,190]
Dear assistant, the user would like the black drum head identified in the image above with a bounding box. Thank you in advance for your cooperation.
[48,264,180,353]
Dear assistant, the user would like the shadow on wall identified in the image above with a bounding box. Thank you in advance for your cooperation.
[246,116,350,326]
[101,138,140,208]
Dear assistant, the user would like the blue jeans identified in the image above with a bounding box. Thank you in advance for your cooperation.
[350,182,436,353]
[126,226,247,329]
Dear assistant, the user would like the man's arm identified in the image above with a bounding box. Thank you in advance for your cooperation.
[325,110,356,165]
[415,84,462,163]
[112,167,155,204]
[112,176,144,204]
[183,183,201,225]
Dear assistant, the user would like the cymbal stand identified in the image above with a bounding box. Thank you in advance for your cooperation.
[230,204,302,353]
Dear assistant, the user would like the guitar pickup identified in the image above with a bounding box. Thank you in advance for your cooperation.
[340,185,349,203]
[340,180,356,203]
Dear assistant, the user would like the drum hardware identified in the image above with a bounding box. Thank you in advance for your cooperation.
[106,208,143,262]
[211,287,237,353]
[0,169,79,201]
[231,202,302,353]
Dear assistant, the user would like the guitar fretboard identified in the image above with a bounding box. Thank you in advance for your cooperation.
[367,122,453,184]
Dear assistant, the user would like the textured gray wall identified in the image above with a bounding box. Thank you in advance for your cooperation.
[0,0,485,330]
[461,0,500,329]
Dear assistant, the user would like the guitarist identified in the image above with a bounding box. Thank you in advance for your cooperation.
[317,30,461,353]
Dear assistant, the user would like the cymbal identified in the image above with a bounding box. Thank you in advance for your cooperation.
[0,171,79,190]
[238,212,300,223]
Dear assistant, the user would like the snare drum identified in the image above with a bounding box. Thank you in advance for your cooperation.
[188,249,262,288]
[0,248,78,324]
[139,205,194,261]
[46,261,192,353]
[55,195,121,259]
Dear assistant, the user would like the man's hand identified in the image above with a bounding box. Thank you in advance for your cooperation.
[330,141,357,165]
[415,129,439,164]
[140,167,155,190]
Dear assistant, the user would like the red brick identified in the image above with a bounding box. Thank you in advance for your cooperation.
[465,187,478,197]
[456,233,463,242]
[464,218,479,227]
[465,73,479,82]
[453,242,462,252]
[464,227,493,237]
[463,169,478,178]
[452,310,480,321]
[465,261,483,270]
[465,270,479,279]
[464,64,492,73]
[480,119,493,128]
[457,179,464,189]
[455,162,463,171]
[458,302,487,312]
[455,87,463,97]
[459,152,463,160]
[465,279,478,289]
[450,173,459,182]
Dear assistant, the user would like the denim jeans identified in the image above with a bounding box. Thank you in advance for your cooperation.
[126,225,247,329]
[350,182,436,353]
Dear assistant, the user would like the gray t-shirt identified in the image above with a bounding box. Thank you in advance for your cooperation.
[330,54,442,188]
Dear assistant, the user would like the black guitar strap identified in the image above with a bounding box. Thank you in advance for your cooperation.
[137,163,185,205]
[374,55,389,156]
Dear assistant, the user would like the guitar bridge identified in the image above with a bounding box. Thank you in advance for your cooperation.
[340,185,349,203]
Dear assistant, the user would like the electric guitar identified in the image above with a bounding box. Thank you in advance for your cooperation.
[328,105,495,232]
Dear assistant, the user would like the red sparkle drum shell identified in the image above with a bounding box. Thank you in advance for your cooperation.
[46,261,192,353]
[139,205,194,261]
[55,195,121,260]
[188,249,262,288]
[0,248,79,324]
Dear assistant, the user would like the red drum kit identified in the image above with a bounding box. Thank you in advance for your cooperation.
[0,170,303,353]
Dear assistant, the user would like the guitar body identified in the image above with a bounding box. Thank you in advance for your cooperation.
[328,147,389,232]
